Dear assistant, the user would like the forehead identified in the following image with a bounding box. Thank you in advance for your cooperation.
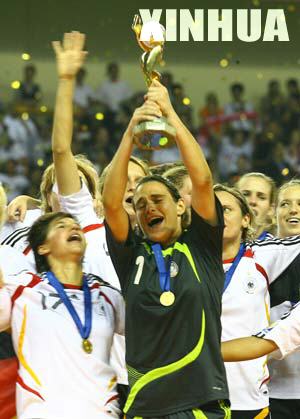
[128,161,146,178]
[216,190,241,208]
[239,176,271,195]
[134,181,170,200]
[278,185,300,202]
[50,217,78,228]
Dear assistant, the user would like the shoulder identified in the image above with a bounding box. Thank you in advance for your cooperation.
[248,235,300,250]
[86,273,122,295]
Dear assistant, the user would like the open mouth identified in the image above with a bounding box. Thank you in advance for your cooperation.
[67,233,82,242]
[287,218,300,225]
[125,196,133,205]
[148,217,164,227]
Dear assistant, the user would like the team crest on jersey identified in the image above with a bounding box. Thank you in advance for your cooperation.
[243,275,257,294]
[170,261,179,277]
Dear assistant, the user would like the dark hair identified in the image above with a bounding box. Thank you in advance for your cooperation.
[287,78,298,88]
[150,161,183,176]
[231,83,244,93]
[136,174,181,201]
[135,174,190,229]
[107,62,118,72]
[28,212,76,273]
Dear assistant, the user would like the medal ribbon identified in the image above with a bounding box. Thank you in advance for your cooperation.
[223,244,246,293]
[258,231,268,240]
[46,271,92,340]
[151,244,171,292]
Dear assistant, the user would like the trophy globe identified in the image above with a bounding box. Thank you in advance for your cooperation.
[132,15,176,150]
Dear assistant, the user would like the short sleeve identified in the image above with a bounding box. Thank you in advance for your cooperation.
[104,221,136,292]
[251,235,300,285]
[257,302,300,360]
[270,254,300,307]
[58,182,100,228]
[188,195,224,257]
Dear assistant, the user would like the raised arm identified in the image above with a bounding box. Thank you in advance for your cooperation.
[51,31,87,196]
[102,101,162,242]
[147,80,217,225]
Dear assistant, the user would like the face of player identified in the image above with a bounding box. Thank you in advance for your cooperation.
[238,177,273,228]
[277,186,300,238]
[134,181,185,247]
[216,191,250,245]
[179,176,192,209]
[123,161,146,219]
[38,217,86,263]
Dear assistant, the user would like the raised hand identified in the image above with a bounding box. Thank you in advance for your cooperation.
[52,31,87,79]
[145,79,174,117]
[127,100,162,134]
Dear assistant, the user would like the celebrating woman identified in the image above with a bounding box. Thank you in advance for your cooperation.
[214,184,300,419]
[103,80,230,418]
[0,212,124,419]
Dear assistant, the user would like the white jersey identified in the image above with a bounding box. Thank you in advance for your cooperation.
[222,235,300,410]
[267,251,300,400]
[0,245,31,277]
[0,209,42,243]
[0,271,124,419]
[257,301,300,361]
[58,183,127,385]
[0,209,41,272]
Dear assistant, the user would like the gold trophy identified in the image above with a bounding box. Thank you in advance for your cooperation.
[132,15,176,150]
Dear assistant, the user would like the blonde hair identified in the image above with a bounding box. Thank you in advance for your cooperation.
[0,184,7,228]
[40,154,99,213]
[236,172,277,205]
[214,183,255,241]
[276,179,300,206]
[98,156,149,194]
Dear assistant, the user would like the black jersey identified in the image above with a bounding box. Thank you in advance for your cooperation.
[270,253,300,307]
[105,200,229,417]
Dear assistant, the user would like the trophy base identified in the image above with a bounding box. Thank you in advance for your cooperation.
[133,117,176,150]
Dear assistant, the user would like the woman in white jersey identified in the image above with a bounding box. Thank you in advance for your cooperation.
[214,184,300,419]
[0,211,124,419]
[236,172,276,239]
[0,183,22,419]
[221,300,300,362]
[50,31,150,404]
[267,179,300,419]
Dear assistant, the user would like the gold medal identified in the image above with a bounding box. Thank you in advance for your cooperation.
[82,339,93,354]
[160,291,175,306]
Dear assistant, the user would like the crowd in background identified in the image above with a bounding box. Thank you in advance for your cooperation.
[0,62,300,202]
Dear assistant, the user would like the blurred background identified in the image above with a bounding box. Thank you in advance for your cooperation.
[0,0,300,201]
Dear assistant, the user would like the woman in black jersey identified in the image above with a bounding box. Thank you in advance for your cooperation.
[103,80,230,419]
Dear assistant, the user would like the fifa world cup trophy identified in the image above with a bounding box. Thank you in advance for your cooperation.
[132,15,176,150]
